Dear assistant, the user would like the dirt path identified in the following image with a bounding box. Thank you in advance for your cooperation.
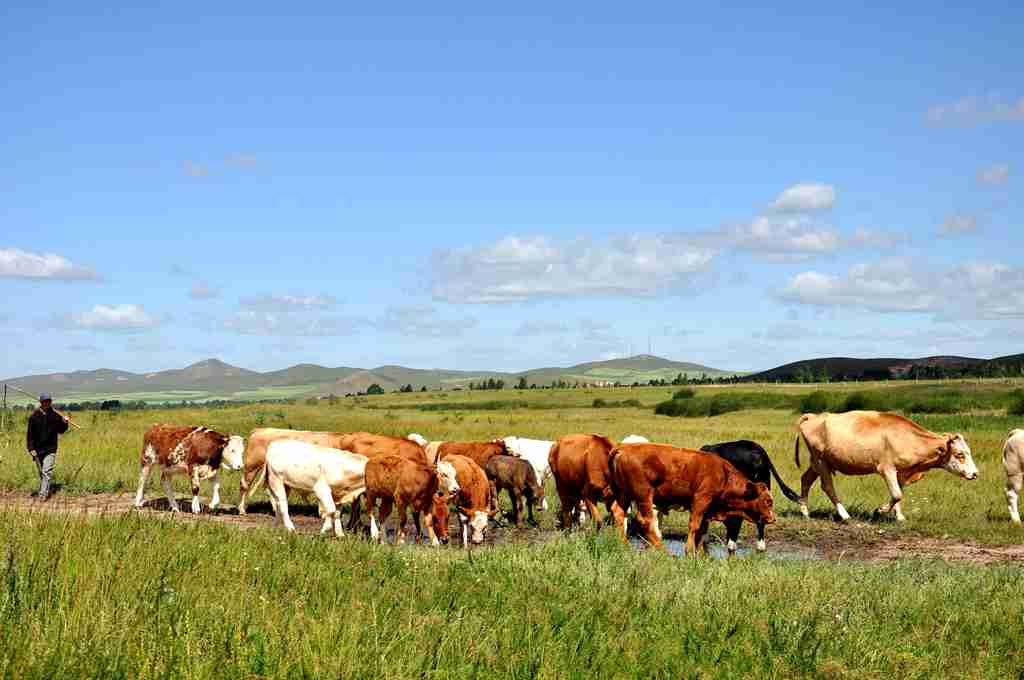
[3,489,1023,564]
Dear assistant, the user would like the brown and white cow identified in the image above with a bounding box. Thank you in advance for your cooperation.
[364,454,459,545]
[548,434,622,530]
[609,443,776,556]
[239,428,348,514]
[436,453,495,546]
[135,425,245,513]
[795,411,978,522]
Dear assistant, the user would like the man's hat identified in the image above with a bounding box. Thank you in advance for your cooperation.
[39,392,51,401]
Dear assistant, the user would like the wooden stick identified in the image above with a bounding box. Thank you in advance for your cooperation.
[6,384,83,430]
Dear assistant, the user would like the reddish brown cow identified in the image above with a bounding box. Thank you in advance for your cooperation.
[364,454,453,545]
[609,443,776,556]
[135,425,246,514]
[436,440,509,470]
[548,434,623,530]
[434,454,495,546]
[336,432,429,463]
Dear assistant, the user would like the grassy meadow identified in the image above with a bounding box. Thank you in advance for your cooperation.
[1,380,1023,678]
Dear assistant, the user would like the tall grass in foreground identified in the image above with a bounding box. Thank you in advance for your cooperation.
[0,510,1022,679]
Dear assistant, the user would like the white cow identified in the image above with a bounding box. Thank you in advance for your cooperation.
[1004,429,1024,524]
[501,436,554,511]
[265,440,369,536]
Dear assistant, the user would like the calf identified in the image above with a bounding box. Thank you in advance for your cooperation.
[548,434,622,530]
[135,425,245,513]
[364,455,459,545]
[501,436,554,511]
[609,443,776,556]
[700,440,799,553]
[265,440,368,536]
[438,454,495,546]
[1004,429,1024,524]
[485,455,545,527]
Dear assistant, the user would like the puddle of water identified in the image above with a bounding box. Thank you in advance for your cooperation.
[629,537,819,561]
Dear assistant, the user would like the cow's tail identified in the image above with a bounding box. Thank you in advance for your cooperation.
[249,463,268,497]
[767,456,801,503]
[794,435,801,469]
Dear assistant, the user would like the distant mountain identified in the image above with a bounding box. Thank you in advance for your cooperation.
[742,354,1023,382]
[2,355,734,403]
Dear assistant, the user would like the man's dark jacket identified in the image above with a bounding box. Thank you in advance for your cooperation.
[26,408,68,454]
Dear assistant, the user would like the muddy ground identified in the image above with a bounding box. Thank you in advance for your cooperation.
[3,489,1023,565]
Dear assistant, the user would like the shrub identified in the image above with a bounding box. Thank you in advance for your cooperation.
[672,388,696,400]
[840,392,870,412]
[1010,395,1024,416]
[592,398,608,408]
[798,391,830,414]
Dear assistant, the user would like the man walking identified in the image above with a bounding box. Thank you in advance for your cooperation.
[26,393,69,500]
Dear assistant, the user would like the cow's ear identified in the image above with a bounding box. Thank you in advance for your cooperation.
[744,481,759,499]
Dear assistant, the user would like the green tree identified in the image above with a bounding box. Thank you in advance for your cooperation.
[516,376,528,390]
[366,384,385,395]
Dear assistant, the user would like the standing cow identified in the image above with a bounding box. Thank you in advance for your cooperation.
[501,436,553,510]
[485,455,545,527]
[795,411,978,522]
[1004,429,1024,524]
[239,428,347,514]
[609,443,776,556]
[700,440,799,552]
[548,434,622,530]
[265,440,368,536]
[437,454,495,546]
[135,425,245,513]
[364,455,459,545]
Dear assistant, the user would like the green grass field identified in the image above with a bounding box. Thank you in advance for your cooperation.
[1,381,1023,678]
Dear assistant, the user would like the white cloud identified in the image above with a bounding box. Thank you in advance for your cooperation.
[937,213,979,238]
[431,234,716,303]
[60,304,161,332]
[848,227,912,249]
[0,248,100,281]
[769,183,836,213]
[372,305,477,338]
[778,258,1024,320]
[978,163,1010,186]
[714,216,842,261]
[926,94,1024,126]
[240,293,338,311]
[516,320,572,336]
[189,282,220,300]
[221,310,355,336]
[183,161,210,178]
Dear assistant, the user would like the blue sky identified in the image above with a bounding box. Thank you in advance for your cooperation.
[2,3,1022,377]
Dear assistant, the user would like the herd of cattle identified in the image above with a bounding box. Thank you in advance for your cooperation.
[133,411,1024,555]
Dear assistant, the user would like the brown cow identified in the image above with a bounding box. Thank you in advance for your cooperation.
[364,454,457,545]
[336,432,429,463]
[436,440,509,470]
[609,443,776,556]
[434,454,495,546]
[485,455,545,527]
[135,425,246,514]
[239,428,347,514]
[548,434,623,530]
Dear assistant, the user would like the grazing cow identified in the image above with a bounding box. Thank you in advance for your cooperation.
[700,440,800,552]
[135,425,245,514]
[795,411,978,522]
[364,454,458,545]
[485,455,545,527]
[239,428,347,514]
[609,443,776,556]
[439,454,495,546]
[436,440,509,470]
[265,440,368,536]
[501,436,554,510]
[1003,429,1024,524]
[548,434,622,530]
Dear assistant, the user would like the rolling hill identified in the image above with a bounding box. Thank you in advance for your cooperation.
[741,354,1024,382]
[1,355,733,404]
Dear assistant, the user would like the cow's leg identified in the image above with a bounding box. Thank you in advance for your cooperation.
[189,466,204,514]
[395,501,409,545]
[615,492,633,541]
[238,467,254,516]
[459,513,469,548]
[1006,473,1022,524]
[267,476,295,532]
[636,498,662,549]
[313,481,339,536]
[423,510,440,546]
[687,499,712,557]
[724,515,742,554]
[879,467,905,521]
[160,470,181,513]
[582,496,602,527]
[347,493,364,531]
[815,461,850,521]
[799,465,820,518]
[209,469,222,510]
[557,490,579,530]
[510,489,522,528]
[755,522,766,552]
[365,494,380,542]
[378,498,394,544]
[134,464,153,508]
[526,493,536,526]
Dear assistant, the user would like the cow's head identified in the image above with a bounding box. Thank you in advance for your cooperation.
[431,494,450,545]
[459,505,490,545]
[941,433,978,480]
[491,439,510,455]
[435,460,460,496]
[220,435,245,470]
[742,481,776,525]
